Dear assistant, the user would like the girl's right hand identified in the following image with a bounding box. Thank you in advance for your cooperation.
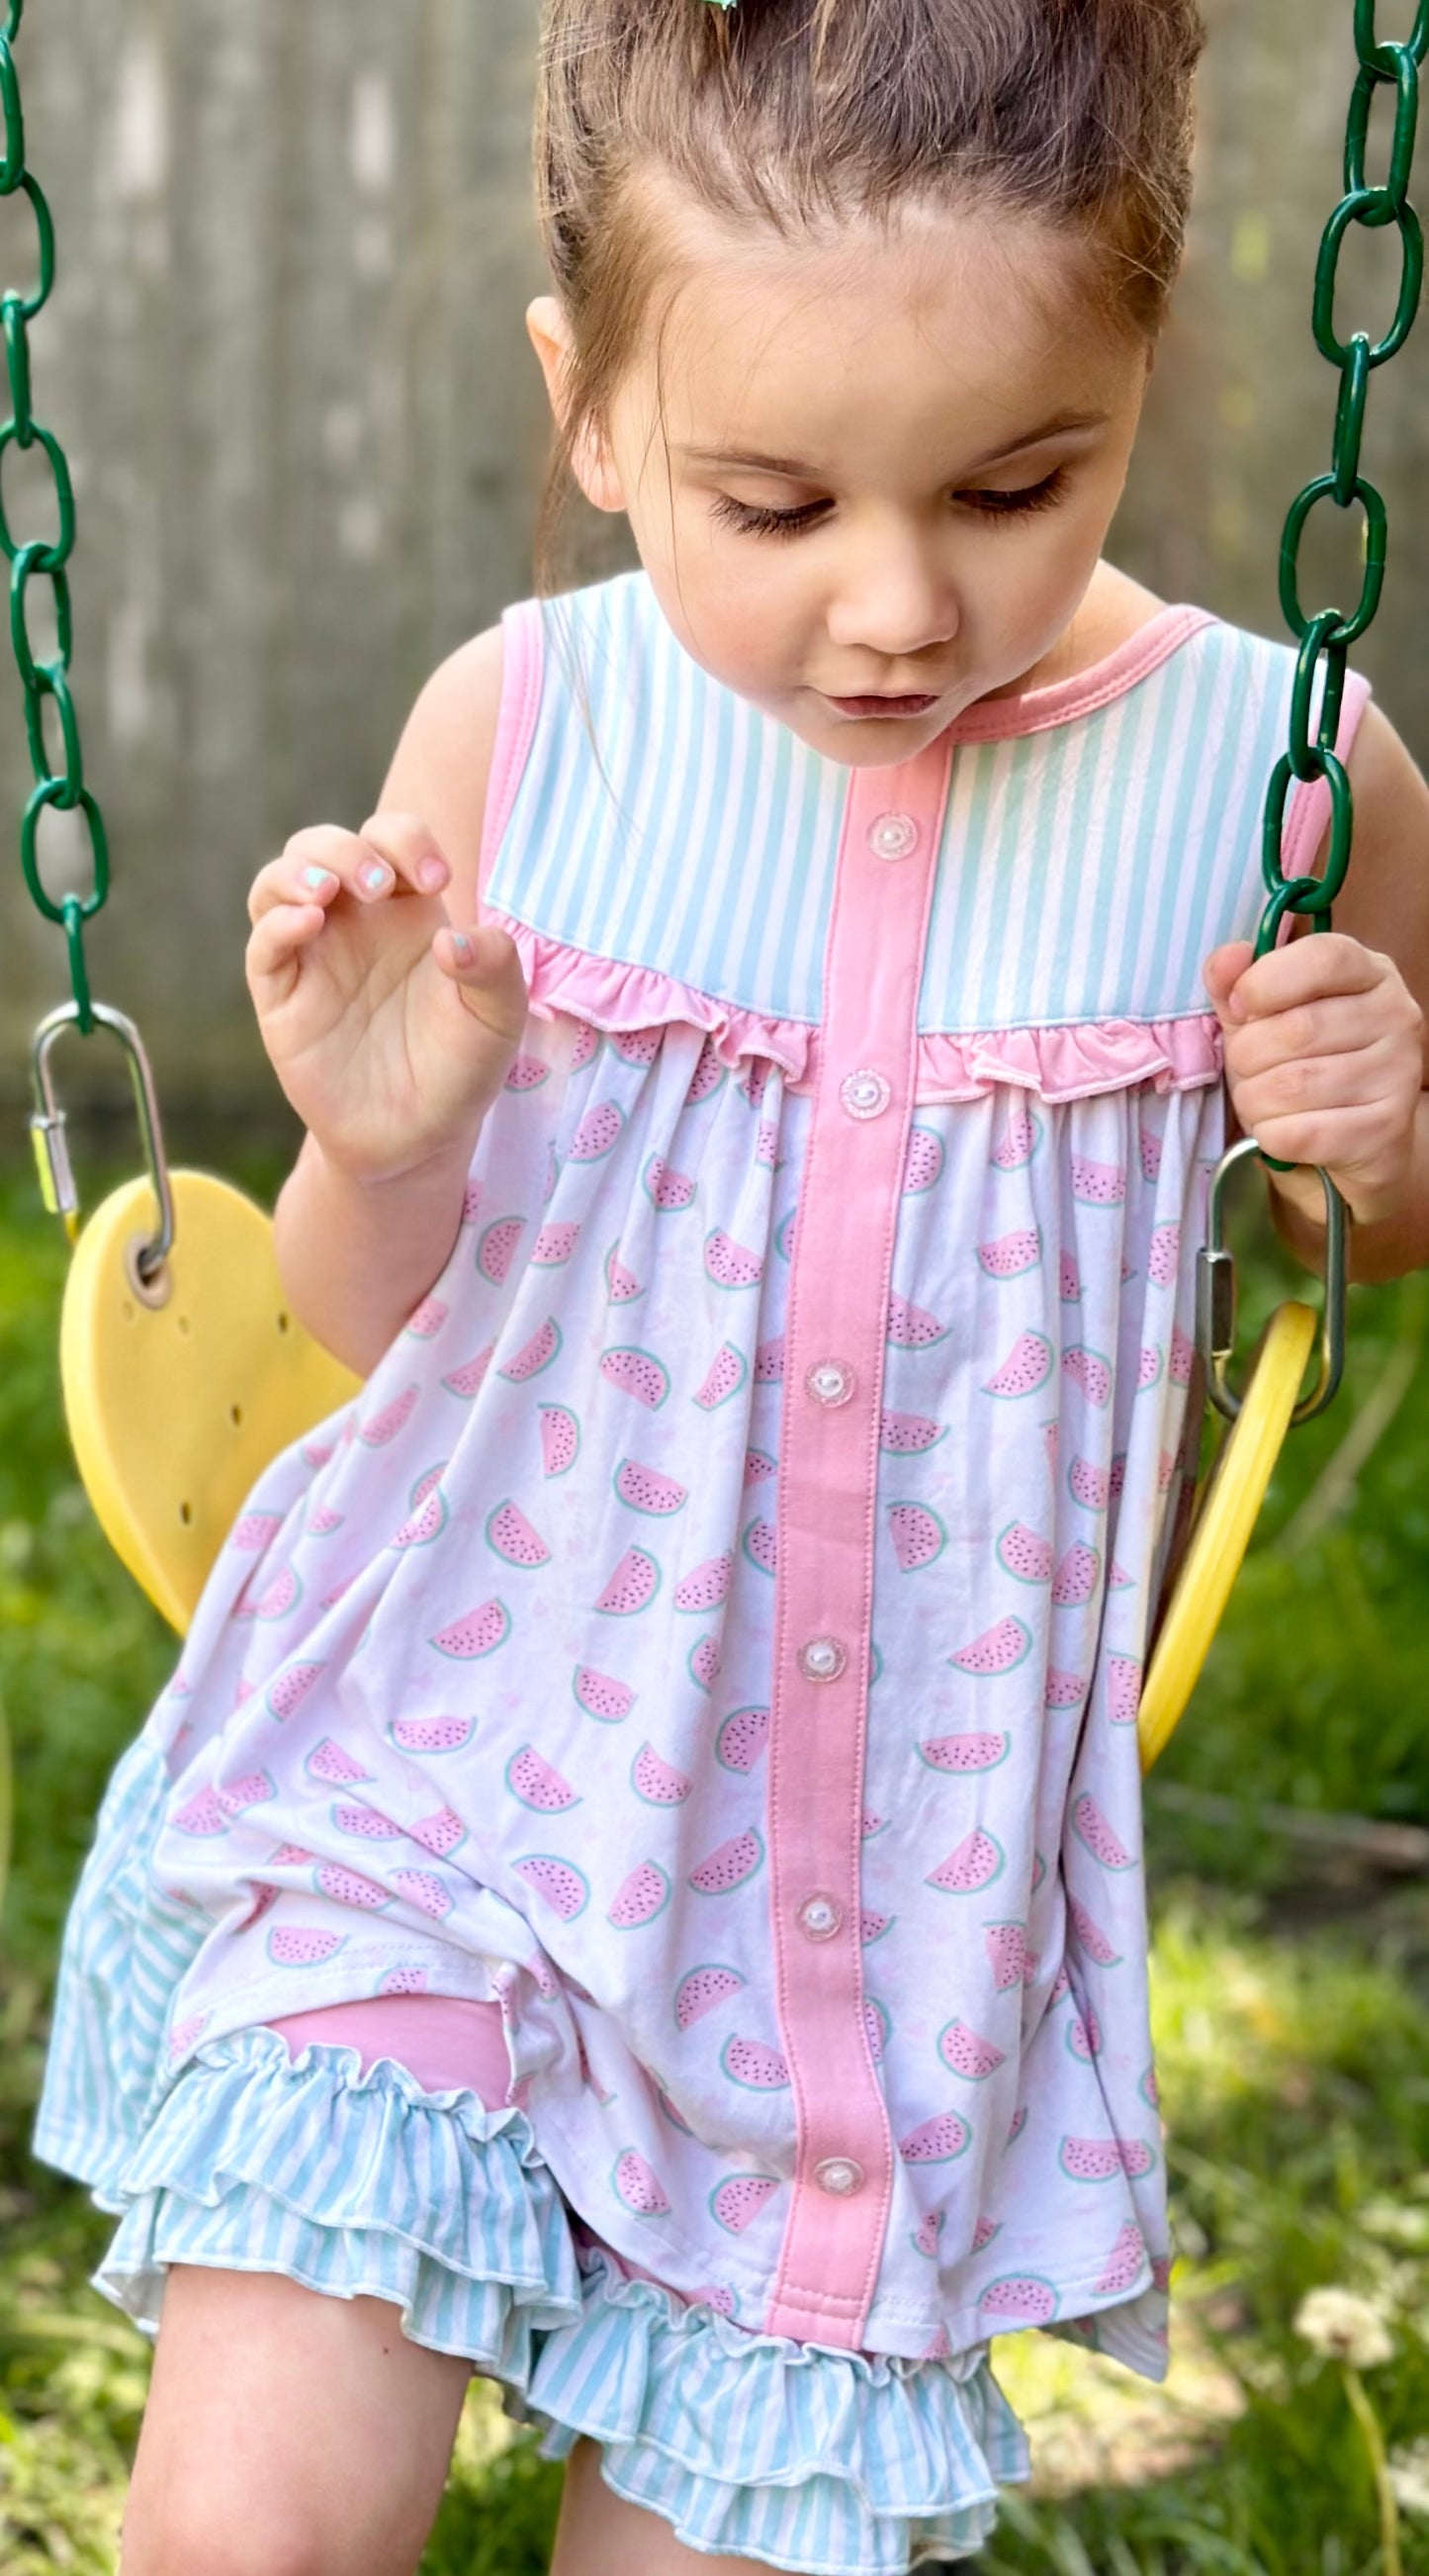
[244,810,529,1186]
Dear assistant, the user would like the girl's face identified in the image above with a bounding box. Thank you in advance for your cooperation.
[531,190,1153,770]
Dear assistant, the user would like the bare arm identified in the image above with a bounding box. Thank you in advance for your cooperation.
[268,623,519,1375]
[272,1128,479,1381]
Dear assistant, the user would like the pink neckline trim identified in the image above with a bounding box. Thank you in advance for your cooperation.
[939,605,1215,744]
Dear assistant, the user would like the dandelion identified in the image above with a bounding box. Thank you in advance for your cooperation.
[1293,2285,1394,2368]
[1388,2441,1429,2519]
[1293,2287,1400,2576]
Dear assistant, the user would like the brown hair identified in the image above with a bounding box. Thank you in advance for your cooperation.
[533,0,1205,585]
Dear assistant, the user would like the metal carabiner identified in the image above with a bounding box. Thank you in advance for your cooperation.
[28,998,175,1284]
[1196,1134,1347,1428]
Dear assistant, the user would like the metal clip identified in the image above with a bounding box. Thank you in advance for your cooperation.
[1197,1133,1346,1428]
[28,999,175,1283]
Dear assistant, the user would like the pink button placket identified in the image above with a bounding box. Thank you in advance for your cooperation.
[764,738,952,2346]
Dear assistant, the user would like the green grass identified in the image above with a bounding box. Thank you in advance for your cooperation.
[2,1154,1428,2571]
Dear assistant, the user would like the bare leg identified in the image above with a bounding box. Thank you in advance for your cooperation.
[549,2434,765,2575]
[121,2264,473,2576]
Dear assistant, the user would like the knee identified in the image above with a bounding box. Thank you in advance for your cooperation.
[121,2495,349,2576]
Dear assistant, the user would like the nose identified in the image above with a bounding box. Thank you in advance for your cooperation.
[823,520,959,665]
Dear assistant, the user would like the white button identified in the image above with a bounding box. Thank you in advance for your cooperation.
[805,1358,854,1408]
[798,1636,847,1683]
[840,1068,891,1121]
[815,2157,865,2196]
[797,1893,842,1940]
[867,812,918,861]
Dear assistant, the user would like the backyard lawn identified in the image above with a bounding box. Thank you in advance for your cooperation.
[2,1153,1428,2574]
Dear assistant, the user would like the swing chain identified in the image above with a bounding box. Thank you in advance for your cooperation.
[0,2,106,1036]
[1206,4,1424,1432]
[1261,4,1426,961]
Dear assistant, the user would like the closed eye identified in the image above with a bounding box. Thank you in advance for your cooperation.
[709,465,1072,542]
[958,466,1071,519]
[709,494,831,540]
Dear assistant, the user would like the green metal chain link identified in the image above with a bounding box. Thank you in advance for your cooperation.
[0,0,108,1036]
[1259,1,1425,967]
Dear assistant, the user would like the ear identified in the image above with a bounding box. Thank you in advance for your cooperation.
[525,296,627,514]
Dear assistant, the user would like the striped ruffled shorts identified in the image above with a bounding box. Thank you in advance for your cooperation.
[34,1740,1029,2576]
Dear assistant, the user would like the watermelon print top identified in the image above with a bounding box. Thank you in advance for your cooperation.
[45,572,1368,2380]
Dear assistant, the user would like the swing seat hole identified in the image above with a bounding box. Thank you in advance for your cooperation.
[176,1314,190,1335]
[229,1403,242,1427]
[277,1311,290,1334]
[179,1501,192,1525]
[123,1232,172,1311]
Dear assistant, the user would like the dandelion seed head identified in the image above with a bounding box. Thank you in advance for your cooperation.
[1293,2285,1394,2369]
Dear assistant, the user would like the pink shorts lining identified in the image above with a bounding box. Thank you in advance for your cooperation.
[263,1995,513,2107]
[262,1998,682,2303]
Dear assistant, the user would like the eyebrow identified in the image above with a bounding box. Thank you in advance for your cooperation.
[678,412,1111,482]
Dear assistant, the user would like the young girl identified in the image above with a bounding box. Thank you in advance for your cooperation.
[35,0,1429,2568]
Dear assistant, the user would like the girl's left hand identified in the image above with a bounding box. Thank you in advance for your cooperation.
[1203,933,1426,1227]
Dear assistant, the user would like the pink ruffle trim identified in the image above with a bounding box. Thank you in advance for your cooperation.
[917,1015,1222,1105]
[498,920,812,1080]
[495,914,1224,1105]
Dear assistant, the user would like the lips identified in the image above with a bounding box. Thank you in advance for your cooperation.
[826,692,939,719]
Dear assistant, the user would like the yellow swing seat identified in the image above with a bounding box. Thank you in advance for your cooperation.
[59,1169,359,1634]
[31,1001,358,1636]
[1137,1299,1317,1769]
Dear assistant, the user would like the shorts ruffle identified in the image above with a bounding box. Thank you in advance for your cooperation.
[531,2250,1028,2573]
[88,2026,581,2380]
[64,2018,1027,2574]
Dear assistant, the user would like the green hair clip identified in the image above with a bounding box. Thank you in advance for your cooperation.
[699,0,738,12]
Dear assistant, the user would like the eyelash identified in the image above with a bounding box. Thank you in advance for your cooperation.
[709,466,1072,542]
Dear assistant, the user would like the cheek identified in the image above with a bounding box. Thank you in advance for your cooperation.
[716,566,796,638]
[1000,505,1113,624]
[678,554,807,678]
